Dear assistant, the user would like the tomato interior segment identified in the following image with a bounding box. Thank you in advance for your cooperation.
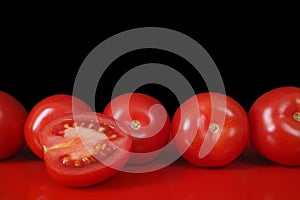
[40,112,132,187]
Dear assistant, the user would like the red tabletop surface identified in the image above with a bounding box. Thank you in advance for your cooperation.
[1,145,300,200]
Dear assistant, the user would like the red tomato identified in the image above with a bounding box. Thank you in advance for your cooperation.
[103,93,170,164]
[0,91,28,159]
[24,94,92,159]
[248,86,300,166]
[172,92,250,167]
[40,112,132,187]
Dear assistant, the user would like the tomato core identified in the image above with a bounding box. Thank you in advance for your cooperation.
[293,112,300,122]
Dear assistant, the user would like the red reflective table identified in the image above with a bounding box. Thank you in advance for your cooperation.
[1,145,300,200]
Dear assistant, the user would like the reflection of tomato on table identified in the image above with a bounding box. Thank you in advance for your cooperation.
[1,145,300,200]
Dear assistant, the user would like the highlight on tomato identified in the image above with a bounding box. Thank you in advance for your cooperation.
[172,92,250,167]
[40,112,132,187]
[103,93,170,164]
[248,86,300,166]
[0,91,28,160]
[24,94,92,159]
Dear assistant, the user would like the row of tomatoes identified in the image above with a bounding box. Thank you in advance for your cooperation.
[0,86,300,187]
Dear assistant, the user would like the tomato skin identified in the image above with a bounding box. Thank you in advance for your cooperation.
[0,91,28,160]
[40,112,132,187]
[103,93,170,164]
[24,94,92,159]
[172,92,250,167]
[44,161,120,187]
[248,86,300,166]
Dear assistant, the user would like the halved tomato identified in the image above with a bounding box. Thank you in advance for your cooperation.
[24,94,92,159]
[40,112,132,187]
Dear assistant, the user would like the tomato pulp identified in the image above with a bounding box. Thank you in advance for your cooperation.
[0,91,28,159]
[103,93,170,164]
[172,92,250,167]
[24,94,92,159]
[249,86,300,166]
[40,112,132,187]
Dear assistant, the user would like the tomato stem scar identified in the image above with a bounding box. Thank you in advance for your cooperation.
[130,120,141,130]
[209,123,219,133]
[293,112,300,122]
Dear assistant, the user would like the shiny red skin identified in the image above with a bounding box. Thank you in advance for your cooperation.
[0,91,28,159]
[248,86,300,166]
[103,93,170,164]
[24,94,92,159]
[172,92,250,167]
[40,112,132,187]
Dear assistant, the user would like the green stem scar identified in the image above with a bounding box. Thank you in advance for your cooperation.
[131,120,141,130]
[209,123,219,133]
[293,112,300,122]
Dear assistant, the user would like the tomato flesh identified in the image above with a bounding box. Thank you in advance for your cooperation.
[40,112,132,187]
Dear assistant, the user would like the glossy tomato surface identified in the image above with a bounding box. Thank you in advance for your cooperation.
[172,92,250,167]
[248,86,300,166]
[103,93,170,164]
[24,94,92,159]
[0,91,28,159]
[40,112,132,187]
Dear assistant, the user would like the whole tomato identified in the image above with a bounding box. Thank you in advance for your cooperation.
[172,92,250,167]
[24,94,92,159]
[0,91,28,159]
[248,86,300,166]
[103,93,170,164]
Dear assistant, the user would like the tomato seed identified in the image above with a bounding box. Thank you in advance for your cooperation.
[88,123,94,128]
[62,157,70,164]
[98,126,105,132]
[95,144,101,150]
[82,157,91,164]
[101,143,106,150]
[74,160,81,167]
[109,134,117,139]
[64,123,70,129]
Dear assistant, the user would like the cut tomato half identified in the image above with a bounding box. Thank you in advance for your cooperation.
[40,112,132,187]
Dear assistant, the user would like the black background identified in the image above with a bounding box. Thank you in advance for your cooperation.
[1,11,299,119]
